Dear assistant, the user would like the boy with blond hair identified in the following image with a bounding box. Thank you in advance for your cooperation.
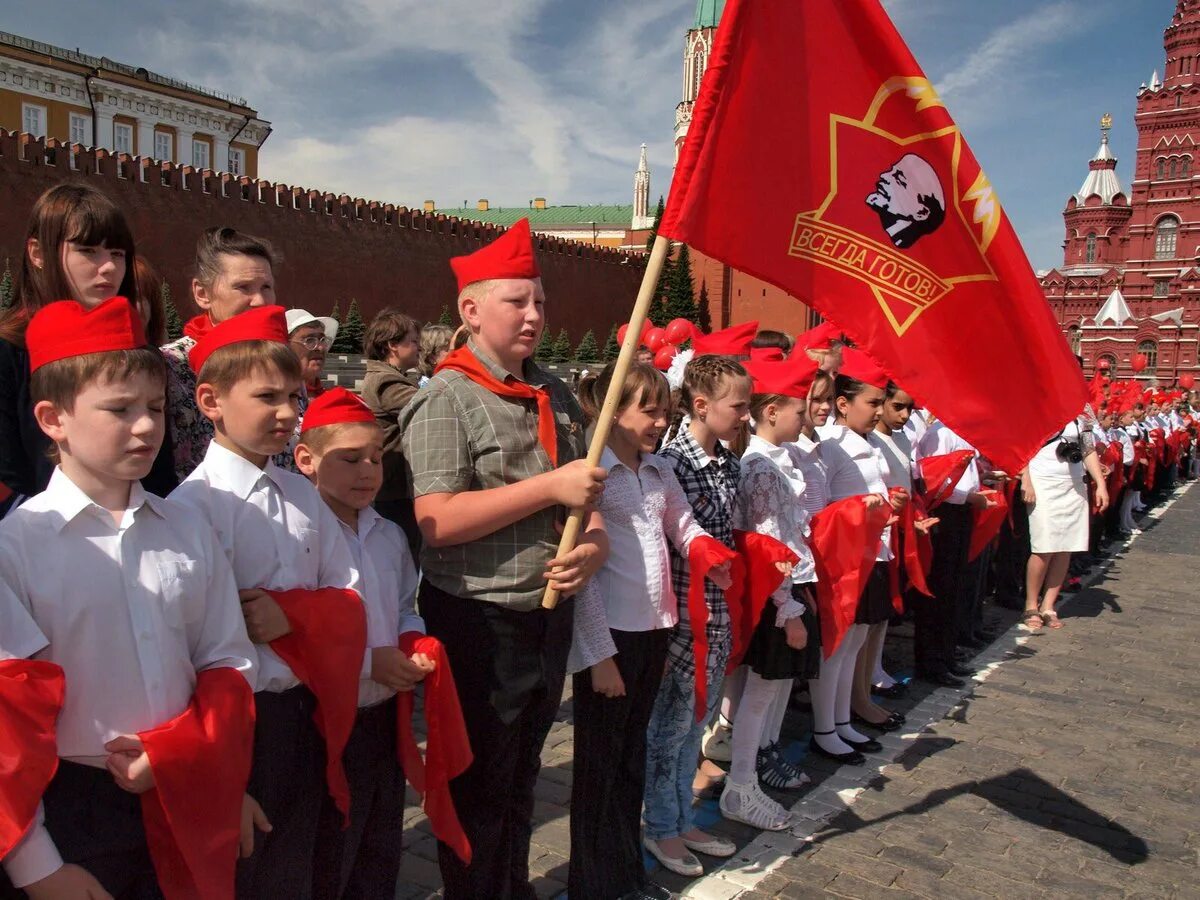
[400,219,609,897]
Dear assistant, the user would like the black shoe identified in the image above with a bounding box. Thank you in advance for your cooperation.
[973,628,998,642]
[917,668,964,687]
[622,886,675,900]
[870,681,907,699]
[957,635,986,650]
[852,711,904,732]
[948,662,975,677]
[808,733,866,765]
[835,726,882,754]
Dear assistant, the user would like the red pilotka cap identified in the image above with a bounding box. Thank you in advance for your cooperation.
[749,346,785,363]
[27,296,146,372]
[188,305,289,374]
[794,320,842,352]
[301,387,376,433]
[693,321,758,357]
[746,355,820,400]
[838,348,890,390]
[450,218,541,293]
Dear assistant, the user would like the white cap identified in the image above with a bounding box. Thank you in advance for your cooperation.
[285,308,339,344]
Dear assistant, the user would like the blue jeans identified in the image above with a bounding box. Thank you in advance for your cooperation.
[642,653,726,841]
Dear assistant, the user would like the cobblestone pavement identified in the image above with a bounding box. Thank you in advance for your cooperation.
[395,483,1198,899]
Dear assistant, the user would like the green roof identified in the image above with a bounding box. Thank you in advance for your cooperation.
[439,204,634,228]
[693,0,725,29]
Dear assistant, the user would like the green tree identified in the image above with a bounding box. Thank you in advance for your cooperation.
[663,243,698,324]
[602,324,620,361]
[549,328,572,364]
[645,195,665,253]
[0,259,13,310]
[696,280,712,333]
[333,299,365,354]
[534,327,554,362]
[329,300,342,324]
[575,329,600,364]
[438,304,454,327]
[162,282,184,341]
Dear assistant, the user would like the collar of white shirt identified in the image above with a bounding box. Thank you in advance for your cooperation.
[599,444,669,477]
[43,466,165,533]
[745,434,791,466]
[202,440,287,498]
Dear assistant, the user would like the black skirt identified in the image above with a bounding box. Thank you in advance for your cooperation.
[855,561,895,625]
[743,584,822,680]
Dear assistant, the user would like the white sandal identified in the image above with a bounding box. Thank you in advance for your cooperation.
[719,780,792,831]
[642,837,703,877]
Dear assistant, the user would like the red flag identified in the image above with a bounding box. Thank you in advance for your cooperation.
[809,497,891,658]
[396,633,473,865]
[267,588,367,824]
[659,0,1086,474]
[0,660,63,859]
[139,667,255,900]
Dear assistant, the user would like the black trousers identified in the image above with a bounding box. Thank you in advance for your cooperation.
[0,761,163,900]
[236,686,325,900]
[994,497,1030,608]
[959,542,991,643]
[312,696,404,900]
[419,580,573,900]
[915,502,972,674]
[568,628,670,900]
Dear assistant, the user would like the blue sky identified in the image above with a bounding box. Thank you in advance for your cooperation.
[3,0,1178,269]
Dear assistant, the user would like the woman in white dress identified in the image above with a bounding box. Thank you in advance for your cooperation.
[1020,416,1109,629]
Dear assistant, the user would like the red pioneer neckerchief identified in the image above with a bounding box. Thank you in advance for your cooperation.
[395,632,473,865]
[809,496,891,658]
[887,488,933,615]
[266,587,367,824]
[727,531,798,672]
[919,450,976,510]
[182,315,213,343]
[0,659,64,858]
[138,667,254,900]
[685,536,740,722]
[436,346,557,466]
[968,488,1008,562]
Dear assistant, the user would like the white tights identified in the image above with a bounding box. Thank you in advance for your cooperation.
[871,623,895,688]
[808,624,871,755]
[729,672,790,784]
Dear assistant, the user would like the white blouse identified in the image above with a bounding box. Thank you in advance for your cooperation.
[817,423,893,561]
[789,433,830,518]
[870,429,914,493]
[736,436,815,622]
[914,420,981,505]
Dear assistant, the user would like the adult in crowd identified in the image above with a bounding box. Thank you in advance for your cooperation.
[1021,414,1109,630]
[418,323,454,387]
[161,225,303,479]
[286,307,338,398]
[361,308,423,553]
[0,182,176,507]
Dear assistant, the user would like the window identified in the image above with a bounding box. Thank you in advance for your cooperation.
[1155,216,1179,259]
[690,47,706,100]
[1158,158,1166,180]
[1184,157,1193,177]
[1170,158,1178,179]
[228,147,244,175]
[154,131,172,161]
[1138,340,1158,370]
[1068,325,1081,355]
[22,103,46,137]
[192,139,210,170]
[68,113,89,145]
[113,122,133,154]
[1177,93,1184,108]
[1085,232,1097,263]
[1154,279,1170,297]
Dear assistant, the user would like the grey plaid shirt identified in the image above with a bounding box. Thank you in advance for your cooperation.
[660,428,740,682]
[399,341,587,609]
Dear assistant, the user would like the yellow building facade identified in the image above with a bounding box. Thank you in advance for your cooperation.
[0,30,269,176]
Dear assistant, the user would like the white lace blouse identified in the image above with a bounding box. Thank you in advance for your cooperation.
[567,446,709,674]
[735,436,814,625]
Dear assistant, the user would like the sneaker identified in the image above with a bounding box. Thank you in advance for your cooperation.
[756,742,810,790]
[702,721,733,762]
[719,780,792,831]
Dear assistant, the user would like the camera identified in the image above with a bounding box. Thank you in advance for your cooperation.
[1056,440,1084,464]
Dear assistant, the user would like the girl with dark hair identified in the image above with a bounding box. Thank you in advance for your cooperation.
[0,183,182,505]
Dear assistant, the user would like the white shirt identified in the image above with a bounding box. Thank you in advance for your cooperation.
[870,429,914,493]
[1108,426,1135,465]
[736,436,814,619]
[817,423,893,561]
[1027,418,1084,483]
[339,507,423,708]
[0,468,255,888]
[904,408,930,447]
[789,433,829,518]
[914,421,981,505]
[567,447,707,673]
[170,441,361,693]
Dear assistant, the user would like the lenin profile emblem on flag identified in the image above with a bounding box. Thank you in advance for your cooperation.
[789,77,1001,335]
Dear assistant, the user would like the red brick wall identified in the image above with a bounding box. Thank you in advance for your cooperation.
[0,131,646,343]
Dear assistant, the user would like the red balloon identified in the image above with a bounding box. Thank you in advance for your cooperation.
[645,327,667,352]
[1179,372,1195,389]
[640,319,656,339]
[617,324,631,346]
[654,345,677,371]
[665,318,693,345]
[1131,353,1148,373]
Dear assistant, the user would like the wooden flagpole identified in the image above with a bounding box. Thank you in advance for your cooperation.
[542,234,673,609]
